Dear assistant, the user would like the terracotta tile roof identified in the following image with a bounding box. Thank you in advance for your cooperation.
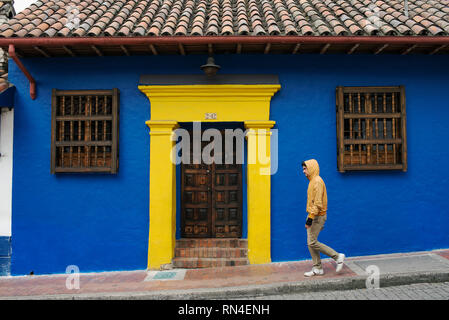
[0,0,15,16]
[0,0,448,38]
[0,0,14,93]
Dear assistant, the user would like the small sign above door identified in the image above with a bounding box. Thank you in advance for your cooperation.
[205,112,217,120]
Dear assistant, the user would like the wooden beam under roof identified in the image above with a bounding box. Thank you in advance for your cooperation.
[62,45,76,57]
[33,46,50,57]
[120,45,130,56]
[374,44,389,54]
[208,43,213,55]
[90,45,103,56]
[320,43,331,54]
[347,43,360,54]
[401,44,417,55]
[236,43,242,54]
[264,43,271,54]
[149,44,158,55]
[292,43,301,54]
[178,43,185,55]
[429,44,447,55]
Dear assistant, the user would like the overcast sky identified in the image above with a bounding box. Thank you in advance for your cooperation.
[14,0,35,13]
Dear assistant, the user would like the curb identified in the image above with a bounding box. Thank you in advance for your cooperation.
[3,271,449,300]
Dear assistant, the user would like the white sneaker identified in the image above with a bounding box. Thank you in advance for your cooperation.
[336,253,345,273]
[304,267,324,277]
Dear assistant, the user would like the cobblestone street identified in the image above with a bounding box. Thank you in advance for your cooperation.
[242,282,449,300]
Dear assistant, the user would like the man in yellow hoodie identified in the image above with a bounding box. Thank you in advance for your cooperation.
[302,159,345,276]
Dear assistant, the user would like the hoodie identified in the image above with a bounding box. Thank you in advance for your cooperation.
[303,159,327,220]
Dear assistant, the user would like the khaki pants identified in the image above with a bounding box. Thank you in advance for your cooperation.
[307,215,338,269]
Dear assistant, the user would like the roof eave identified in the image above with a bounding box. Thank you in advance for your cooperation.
[1,36,448,57]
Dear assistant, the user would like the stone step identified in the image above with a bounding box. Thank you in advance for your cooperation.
[173,238,249,269]
[172,257,249,269]
[175,247,247,259]
[175,238,248,249]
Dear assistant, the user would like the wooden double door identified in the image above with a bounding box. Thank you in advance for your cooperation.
[181,129,243,238]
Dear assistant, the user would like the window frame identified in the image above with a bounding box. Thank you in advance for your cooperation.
[336,86,407,172]
[50,88,119,174]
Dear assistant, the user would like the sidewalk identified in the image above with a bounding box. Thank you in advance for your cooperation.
[1,249,449,300]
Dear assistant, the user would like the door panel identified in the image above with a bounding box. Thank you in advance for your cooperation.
[181,129,242,238]
[182,166,211,238]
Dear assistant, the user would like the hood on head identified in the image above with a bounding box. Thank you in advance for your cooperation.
[303,159,320,180]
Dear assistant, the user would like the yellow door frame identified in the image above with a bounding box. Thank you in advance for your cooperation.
[139,84,280,269]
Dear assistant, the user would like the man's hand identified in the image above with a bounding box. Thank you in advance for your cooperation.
[305,217,313,229]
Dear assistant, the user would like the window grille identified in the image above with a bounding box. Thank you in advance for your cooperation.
[51,89,119,173]
[336,86,407,172]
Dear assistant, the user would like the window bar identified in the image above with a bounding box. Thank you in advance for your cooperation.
[78,96,82,167]
[366,93,371,164]
[85,96,91,168]
[69,96,74,168]
[78,136,81,168]
[89,96,92,167]
[400,85,407,171]
[371,93,379,164]
[357,93,361,114]
[94,145,98,167]
[358,93,361,163]
[392,93,397,164]
[69,144,72,168]
[103,95,107,167]
[61,97,65,167]
[349,93,353,164]
[103,146,106,168]
[358,144,362,165]
[59,145,63,167]
[383,93,387,164]
[59,96,65,141]
[373,93,378,164]
[94,96,99,167]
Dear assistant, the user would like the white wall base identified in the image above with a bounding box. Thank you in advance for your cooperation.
[0,108,13,237]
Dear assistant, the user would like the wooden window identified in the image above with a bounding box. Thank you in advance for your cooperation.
[336,86,407,172]
[51,89,119,174]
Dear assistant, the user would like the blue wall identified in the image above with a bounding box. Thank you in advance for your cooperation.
[9,53,449,275]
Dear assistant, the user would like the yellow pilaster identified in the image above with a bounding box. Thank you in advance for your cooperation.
[146,120,179,270]
[244,120,275,265]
